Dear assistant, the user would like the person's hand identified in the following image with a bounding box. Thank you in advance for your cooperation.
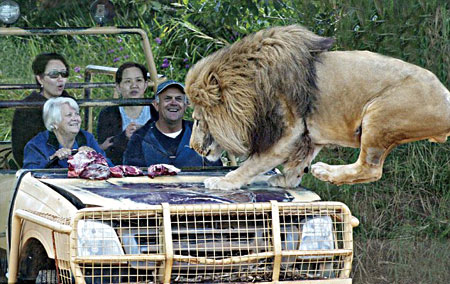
[49,148,72,161]
[125,122,141,139]
[78,146,95,153]
[99,136,114,150]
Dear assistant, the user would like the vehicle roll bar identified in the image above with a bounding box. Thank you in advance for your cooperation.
[0,27,159,93]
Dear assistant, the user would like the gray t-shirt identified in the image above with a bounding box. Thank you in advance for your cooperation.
[119,106,151,130]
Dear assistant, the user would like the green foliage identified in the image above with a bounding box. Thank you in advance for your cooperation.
[1,2,449,281]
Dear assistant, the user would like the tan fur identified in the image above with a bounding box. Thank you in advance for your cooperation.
[185,25,450,190]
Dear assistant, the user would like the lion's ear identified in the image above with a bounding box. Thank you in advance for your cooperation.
[189,72,222,108]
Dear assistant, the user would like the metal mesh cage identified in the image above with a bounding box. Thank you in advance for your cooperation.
[67,201,353,283]
[54,232,72,284]
[169,203,274,282]
[278,203,353,280]
[72,209,165,283]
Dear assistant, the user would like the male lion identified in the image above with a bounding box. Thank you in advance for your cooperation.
[185,25,450,190]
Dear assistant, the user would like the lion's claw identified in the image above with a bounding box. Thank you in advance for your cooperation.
[204,177,242,190]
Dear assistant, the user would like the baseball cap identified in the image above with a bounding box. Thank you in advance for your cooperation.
[155,80,185,97]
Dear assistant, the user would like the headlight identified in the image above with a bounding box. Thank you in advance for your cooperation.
[0,0,20,25]
[300,216,334,251]
[77,220,124,256]
[281,216,334,262]
[90,0,115,25]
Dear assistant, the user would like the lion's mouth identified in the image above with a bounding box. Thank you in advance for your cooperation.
[190,143,206,157]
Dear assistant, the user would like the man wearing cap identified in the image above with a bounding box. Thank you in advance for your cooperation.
[123,80,222,168]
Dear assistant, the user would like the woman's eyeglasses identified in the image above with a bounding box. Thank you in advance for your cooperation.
[44,70,69,78]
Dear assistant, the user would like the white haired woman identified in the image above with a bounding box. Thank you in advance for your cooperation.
[23,97,113,169]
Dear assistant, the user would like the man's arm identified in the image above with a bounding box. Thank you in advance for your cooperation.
[123,132,146,167]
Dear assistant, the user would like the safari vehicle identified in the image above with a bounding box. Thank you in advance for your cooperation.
[0,1,358,283]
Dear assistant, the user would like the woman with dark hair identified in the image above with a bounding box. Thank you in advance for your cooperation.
[23,97,112,169]
[97,62,158,165]
[12,52,72,166]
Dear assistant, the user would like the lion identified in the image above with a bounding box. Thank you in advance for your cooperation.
[185,25,450,190]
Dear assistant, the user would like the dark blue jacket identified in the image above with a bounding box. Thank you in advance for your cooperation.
[23,130,113,169]
[123,120,221,168]
[96,105,158,165]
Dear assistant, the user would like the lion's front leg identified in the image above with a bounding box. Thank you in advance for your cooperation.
[202,117,309,190]
[203,153,287,190]
[267,144,322,188]
[203,174,244,190]
[267,171,302,188]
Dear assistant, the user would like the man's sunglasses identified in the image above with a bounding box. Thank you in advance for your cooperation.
[44,70,69,79]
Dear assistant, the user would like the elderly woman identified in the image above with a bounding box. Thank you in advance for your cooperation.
[23,97,113,169]
[12,52,73,166]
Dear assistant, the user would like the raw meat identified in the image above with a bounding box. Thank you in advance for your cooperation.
[68,151,110,180]
[148,164,180,178]
[79,164,110,180]
[109,165,143,178]
[109,166,124,178]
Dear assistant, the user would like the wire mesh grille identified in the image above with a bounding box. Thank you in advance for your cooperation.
[278,203,353,280]
[66,202,353,283]
[170,204,274,283]
[54,232,72,284]
[73,209,165,283]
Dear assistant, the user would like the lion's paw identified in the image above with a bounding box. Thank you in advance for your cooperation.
[310,162,333,182]
[267,174,301,188]
[204,177,243,190]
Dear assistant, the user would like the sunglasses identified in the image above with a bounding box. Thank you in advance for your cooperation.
[44,70,69,79]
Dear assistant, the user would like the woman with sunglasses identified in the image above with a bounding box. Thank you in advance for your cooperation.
[12,52,73,167]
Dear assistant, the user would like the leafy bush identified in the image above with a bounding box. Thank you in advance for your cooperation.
[1,2,449,281]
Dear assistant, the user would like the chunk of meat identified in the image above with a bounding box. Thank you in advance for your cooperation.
[109,165,143,178]
[109,166,124,178]
[67,152,95,177]
[79,164,110,180]
[148,164,180,178]
[119,165,143,176]
[68,151,110,180]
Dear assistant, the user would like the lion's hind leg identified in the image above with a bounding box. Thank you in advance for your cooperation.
[311,158,385,185]
[311,128,394,185]
[311,82,450,185]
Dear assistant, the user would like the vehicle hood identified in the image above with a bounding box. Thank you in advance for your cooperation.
[35,172,320,208]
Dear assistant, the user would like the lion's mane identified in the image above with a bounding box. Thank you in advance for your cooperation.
[185,25,333,156]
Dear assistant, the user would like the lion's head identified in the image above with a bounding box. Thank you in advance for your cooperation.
[189,107,224,162]
[185,25,333,160]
